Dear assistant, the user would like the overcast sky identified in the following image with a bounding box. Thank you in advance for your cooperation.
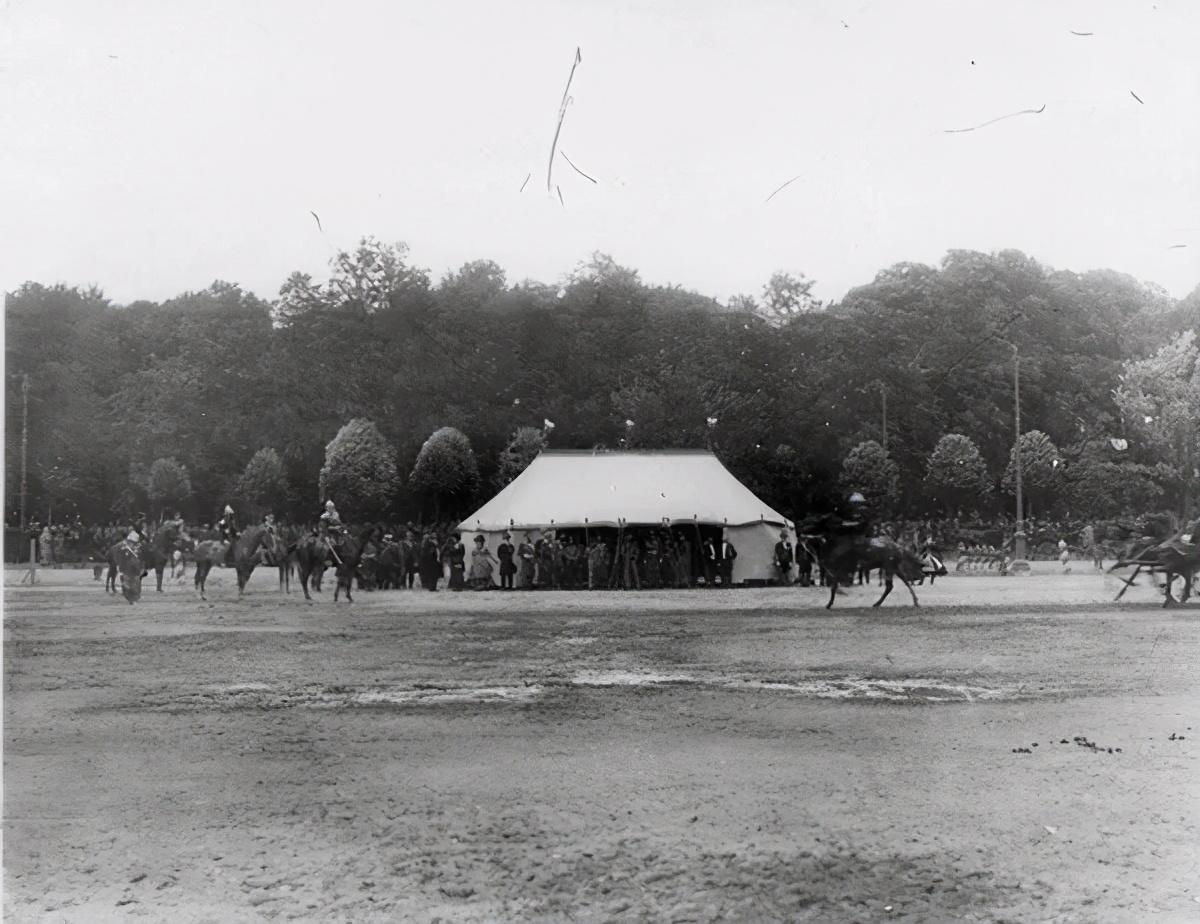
[2,0,1198,308]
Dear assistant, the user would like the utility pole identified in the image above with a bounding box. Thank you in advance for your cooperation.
[1011,346,1029,573]
[20,373,29,530]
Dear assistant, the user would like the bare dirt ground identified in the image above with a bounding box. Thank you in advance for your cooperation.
[4,563,1198,923]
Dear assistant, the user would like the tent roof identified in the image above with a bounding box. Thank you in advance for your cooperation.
[460,450,792,532]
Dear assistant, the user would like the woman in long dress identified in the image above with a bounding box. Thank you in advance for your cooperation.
[446,533,467,591]
[418,534,441,591]
[468,535,498,590]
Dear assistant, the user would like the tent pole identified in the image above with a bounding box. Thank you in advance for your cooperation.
[613,518,624,589]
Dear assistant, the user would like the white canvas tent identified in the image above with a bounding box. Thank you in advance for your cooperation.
[459,450,796,585]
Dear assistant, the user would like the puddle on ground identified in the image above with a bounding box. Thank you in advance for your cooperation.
[147,673,1041,711]
[727,677,1009,703]
[572,670,696,686]
[147,683,542,711]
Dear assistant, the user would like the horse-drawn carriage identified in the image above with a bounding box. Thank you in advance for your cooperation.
[1107,536,1198,606]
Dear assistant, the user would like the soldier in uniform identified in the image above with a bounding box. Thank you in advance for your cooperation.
[215,506,238,566]
[216,506,237,543]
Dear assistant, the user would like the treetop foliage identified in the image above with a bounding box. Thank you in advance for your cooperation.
[5,241,1198,524]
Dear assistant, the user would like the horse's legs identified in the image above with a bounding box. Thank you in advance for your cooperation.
[156,563,166,592]
[900,574,919,606]
[1114,564,1142,601]
[826,574,838,609]
[873,573,894,608]
[1163,571,1179,607]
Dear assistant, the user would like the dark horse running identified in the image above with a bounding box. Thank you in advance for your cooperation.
[290,534,330,601]
[192,524,279,599]
[291,528,364,602]
[817,535,927,609]
[105,540,144,603]
[145,521,190,592]
[1108,538,1199,606]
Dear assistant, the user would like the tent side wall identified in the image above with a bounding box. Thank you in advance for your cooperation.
[458,524,796,588]
[729,522,795,584]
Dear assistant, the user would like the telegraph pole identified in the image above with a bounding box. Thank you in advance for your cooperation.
[1011,347,1029,573]
[20,373,29,529]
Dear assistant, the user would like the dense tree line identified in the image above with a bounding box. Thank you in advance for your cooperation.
[5,240,1199,528]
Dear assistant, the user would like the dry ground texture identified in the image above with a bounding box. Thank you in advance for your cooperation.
[3,563,1198,923]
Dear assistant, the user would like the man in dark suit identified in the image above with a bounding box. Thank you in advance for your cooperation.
[702,536,718,586]
[717,531,737,586]
[774,530,794,585]
[497,532,516,590]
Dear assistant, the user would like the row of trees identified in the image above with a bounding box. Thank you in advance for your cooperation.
[5,241,1198,526]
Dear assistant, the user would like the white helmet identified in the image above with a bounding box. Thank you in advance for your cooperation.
[325,500,335,509]
[224,505,234,515]
[127,530,140,543]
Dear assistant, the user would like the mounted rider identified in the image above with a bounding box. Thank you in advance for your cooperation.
[122,529,142,556]
[217,505,238,544]
[317,500,345,563]
[163,509,186,537]
[216,505,238,565]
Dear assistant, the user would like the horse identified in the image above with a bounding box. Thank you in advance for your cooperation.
[329,529,365,602]
[106,541,143,604]
[1108,540,1198,607]
[267,523,299,593]
[921,550,949,584]
[290,534,330,601]
[191,525,277,599]
[144,522,188,592]
[816,534,927,609]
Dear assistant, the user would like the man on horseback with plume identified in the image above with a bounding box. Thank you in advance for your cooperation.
[217,505,238,566]
[317,499,344,564]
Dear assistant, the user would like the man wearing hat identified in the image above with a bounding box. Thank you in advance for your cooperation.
[216,506,237,543]
[717,529,738,586]
[122,529,142,556]
[316,499,345,564]
[774,529,794,586]
[497,532,516,590]
[401,528,418,589]
[318,500,342,535]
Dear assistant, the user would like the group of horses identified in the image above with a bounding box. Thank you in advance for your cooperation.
[102,522,366,604]
[105,519,1196,609]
